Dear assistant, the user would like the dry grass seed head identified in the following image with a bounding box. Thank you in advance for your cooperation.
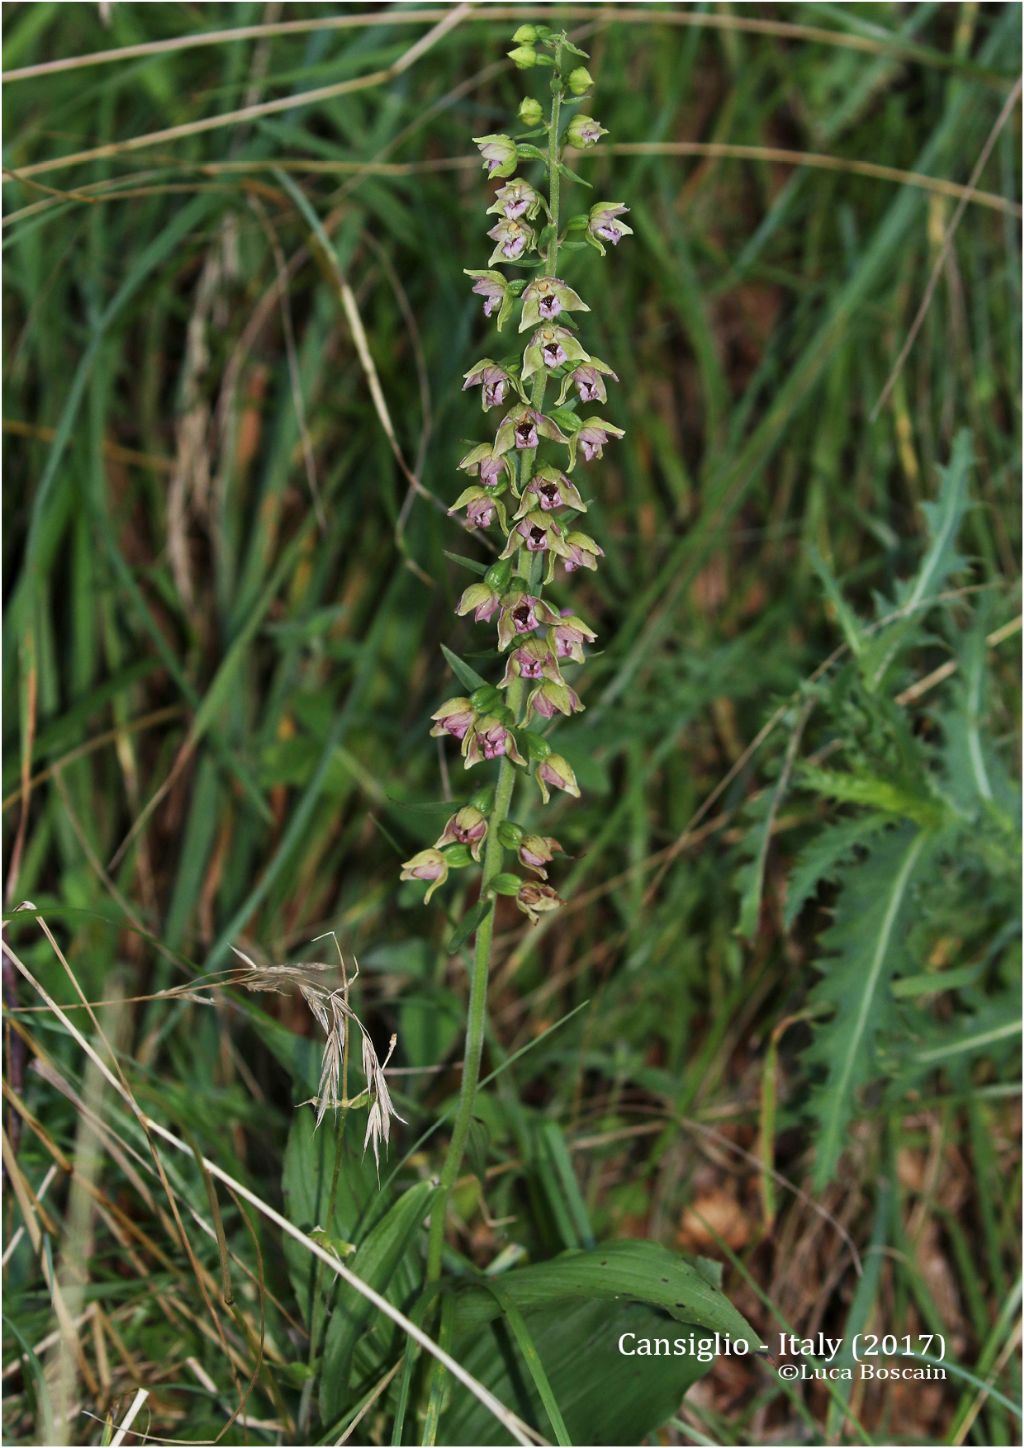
[229,946,404,1153]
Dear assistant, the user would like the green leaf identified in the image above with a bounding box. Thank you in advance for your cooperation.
[804,826,932,1187]
[319,1180,435,1423]
[281,1111,377,1325]
[450,1240,758,1343]
[809,545,865,656]
[799,764,947,830]
[443,1299,737,1446]
[784,812,889,929]
[465,1118,490,1186]
[860,432,971,691]
[440,644,490,693]
[447,897,491,954]
[557,162,592,189]
[938,603,1019,821]
[444,551,489,576]
[480,1284,572,1446]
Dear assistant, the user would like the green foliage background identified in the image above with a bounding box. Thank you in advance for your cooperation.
[2,4,1020,1445]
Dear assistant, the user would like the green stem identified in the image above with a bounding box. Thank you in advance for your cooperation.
[300,965,352,1432]
[424,50,565,1285]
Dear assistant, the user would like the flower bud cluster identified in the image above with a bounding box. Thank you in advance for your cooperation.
[401,28,628,928]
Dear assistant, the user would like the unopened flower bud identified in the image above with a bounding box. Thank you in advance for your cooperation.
[508,44,538,68]
[400,848,449,903]
[449,485,506,532]
[512,24,538,42]
[572,417,625,466]
[549,613,598,662]
[463,358,522,410]
[557,356,618,407]
[458,442,510,487]
[430,697,475,741]
[561,529,604,574]
[587,200,633,251]
[566,114,606,148]
[465,268,511,326]
[435,805,489,861]
[526,680,583,722]
[516,880,563,924]
[567,66,593,95]
[536,752,581,803]
[455,581,501,623]
[518,833,564,878]
[518,96,544,126]
[473,133,518,178]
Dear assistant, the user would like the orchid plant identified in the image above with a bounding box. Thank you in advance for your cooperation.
[399,24,629,1281]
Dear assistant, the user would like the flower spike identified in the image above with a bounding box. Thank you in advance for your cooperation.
[406,27,626,964]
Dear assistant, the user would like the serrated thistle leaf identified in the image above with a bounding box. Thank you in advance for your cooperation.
[783,812,889,930]
[861,431,972,691]
[936,604,1020,823]
[734,789,776,941]
[798,764,948,830]
[804,825,931,1188]
[809,545,866,657]
[735,703,811,940]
